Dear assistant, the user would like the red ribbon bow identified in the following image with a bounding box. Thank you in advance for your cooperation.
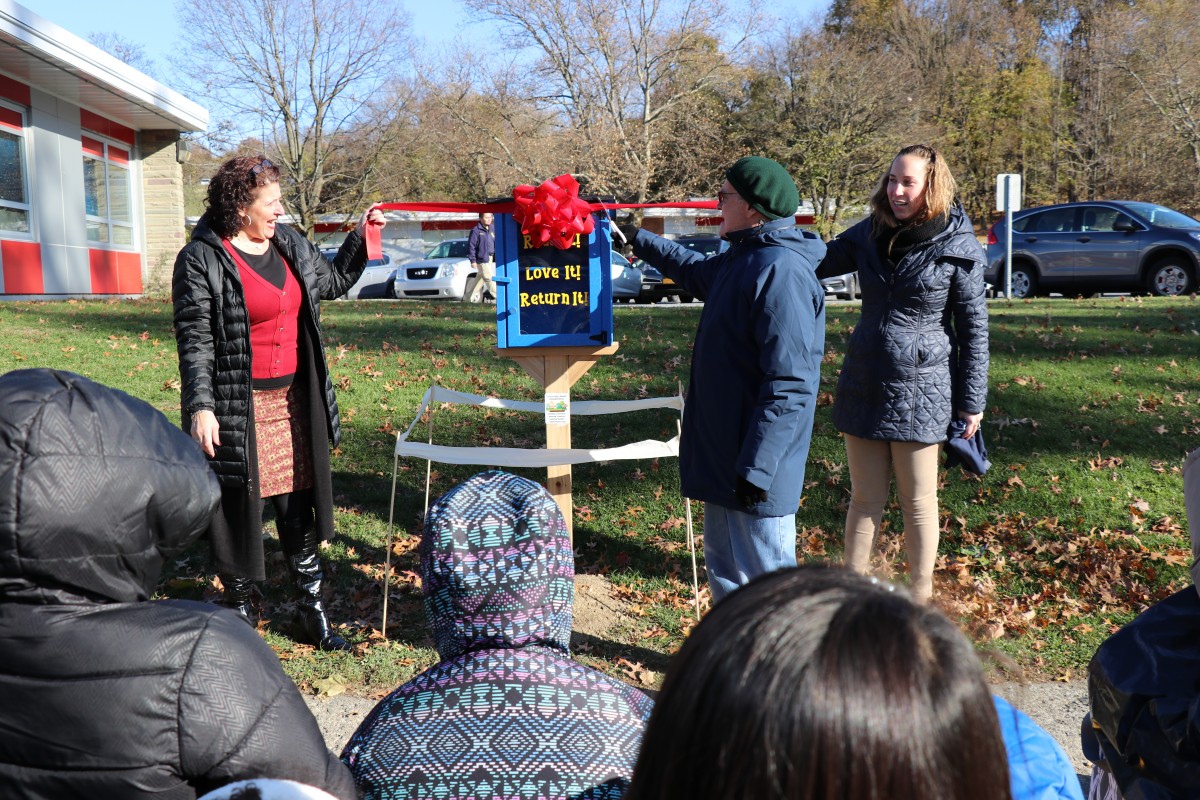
[511,174,596,250]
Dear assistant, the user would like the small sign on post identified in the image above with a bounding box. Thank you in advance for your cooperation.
[995,173,1022,298]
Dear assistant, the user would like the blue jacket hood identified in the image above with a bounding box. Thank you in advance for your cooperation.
[726,218,828,266]
[994,696,1084,800]
[420,470,574,660]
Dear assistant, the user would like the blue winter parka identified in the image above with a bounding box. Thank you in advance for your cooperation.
[630,220,827,517]
[817,205,989,443]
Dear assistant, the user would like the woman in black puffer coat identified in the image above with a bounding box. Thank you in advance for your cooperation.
[173,155,385,650]
[0,369,355,800]
[817,144,989,601]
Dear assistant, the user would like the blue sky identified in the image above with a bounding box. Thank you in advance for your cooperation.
[19,0,467,81]
[19,0,829,90]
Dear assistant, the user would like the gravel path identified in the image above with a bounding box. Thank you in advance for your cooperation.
[995,680,1091,789]
[304,576,1095,792]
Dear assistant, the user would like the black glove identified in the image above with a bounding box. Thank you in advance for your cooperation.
[735,476,768,509]
[616,223,641,246]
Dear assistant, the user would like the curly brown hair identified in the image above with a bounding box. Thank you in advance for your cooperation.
[204,155,282,239]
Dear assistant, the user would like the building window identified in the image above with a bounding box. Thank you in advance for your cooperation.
[82,135,133,247]
[0,104,30,234]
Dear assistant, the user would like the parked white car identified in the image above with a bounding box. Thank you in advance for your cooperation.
[325,251,394,299]
[390,239,480,301]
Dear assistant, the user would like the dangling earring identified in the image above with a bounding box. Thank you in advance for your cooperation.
[241,214,252,228]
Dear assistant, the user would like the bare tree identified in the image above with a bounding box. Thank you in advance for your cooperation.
[816,0,1067,225]
[1103,0,1200,209]
[739,26,905,237]
[173,0,413,232]
[1062,0,1136,201]
[463,0,758,205]
[412,57,569,200]
[917,0,1061,223]
[646,80,742,202]
[87,33,159,80]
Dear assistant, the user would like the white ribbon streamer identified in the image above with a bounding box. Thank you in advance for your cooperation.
[394,385,684,466]
[416,385,684,416]
[382,382,694,639]
[395,438,679,466]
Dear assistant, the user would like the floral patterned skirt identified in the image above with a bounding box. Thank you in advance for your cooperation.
[253,383,314,498]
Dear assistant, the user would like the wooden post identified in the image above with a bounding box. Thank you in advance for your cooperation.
[544,351,572,530]
[497,343,619,539]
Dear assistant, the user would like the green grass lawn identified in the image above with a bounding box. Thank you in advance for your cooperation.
[1,294,1197,691]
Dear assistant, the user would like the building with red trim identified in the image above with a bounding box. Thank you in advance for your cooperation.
[0,0,206,297]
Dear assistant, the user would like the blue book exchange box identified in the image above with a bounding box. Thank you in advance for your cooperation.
[494,213,616,349]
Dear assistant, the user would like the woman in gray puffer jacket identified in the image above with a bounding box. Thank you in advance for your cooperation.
[817,143,989,601]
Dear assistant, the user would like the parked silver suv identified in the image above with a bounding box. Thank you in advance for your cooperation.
[985,201,1200,298]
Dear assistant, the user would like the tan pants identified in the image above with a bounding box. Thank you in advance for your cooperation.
[842,434,942,602]
[466,262,496,302]
[468,262,492,299]
[479,262,496,299]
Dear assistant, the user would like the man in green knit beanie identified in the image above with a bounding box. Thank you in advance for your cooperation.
[617,156,827,603]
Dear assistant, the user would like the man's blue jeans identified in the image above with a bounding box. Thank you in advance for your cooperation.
[703,503,797,603]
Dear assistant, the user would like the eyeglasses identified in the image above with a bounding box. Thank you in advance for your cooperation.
[251,159,275,176]
[716,190,738,208]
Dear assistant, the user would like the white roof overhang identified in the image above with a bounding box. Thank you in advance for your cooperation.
[0,0,207,132]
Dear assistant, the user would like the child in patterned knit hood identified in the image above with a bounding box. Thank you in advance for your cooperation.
[342,470,653,799]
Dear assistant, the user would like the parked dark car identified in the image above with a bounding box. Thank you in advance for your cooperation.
[985,201,1200,298]
[634,232,858,302]
[635,234,726,303]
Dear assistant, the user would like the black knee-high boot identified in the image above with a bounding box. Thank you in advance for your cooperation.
[219,575,255,624]
[277,511,350,652]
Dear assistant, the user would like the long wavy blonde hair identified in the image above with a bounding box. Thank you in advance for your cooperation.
[869,144,957,230]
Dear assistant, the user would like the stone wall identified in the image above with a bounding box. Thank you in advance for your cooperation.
[139,130,185,296]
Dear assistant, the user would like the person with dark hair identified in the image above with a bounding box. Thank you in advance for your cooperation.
[342,470,653,799]
[618,156,827,602]
[625,565,1013,800]
[0,369,355,800]
[817,143,989,601]
[464,211,496,303]
[172,155,385,649]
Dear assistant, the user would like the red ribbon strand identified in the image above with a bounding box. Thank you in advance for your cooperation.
[363,175,720,260]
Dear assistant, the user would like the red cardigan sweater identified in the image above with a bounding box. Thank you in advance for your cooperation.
[222,240,300,383]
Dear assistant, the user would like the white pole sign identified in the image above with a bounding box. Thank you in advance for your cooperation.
[995,174,1022,213]
[995,174,1022,298]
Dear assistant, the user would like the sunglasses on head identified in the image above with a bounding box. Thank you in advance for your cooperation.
[251,159,275,175]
